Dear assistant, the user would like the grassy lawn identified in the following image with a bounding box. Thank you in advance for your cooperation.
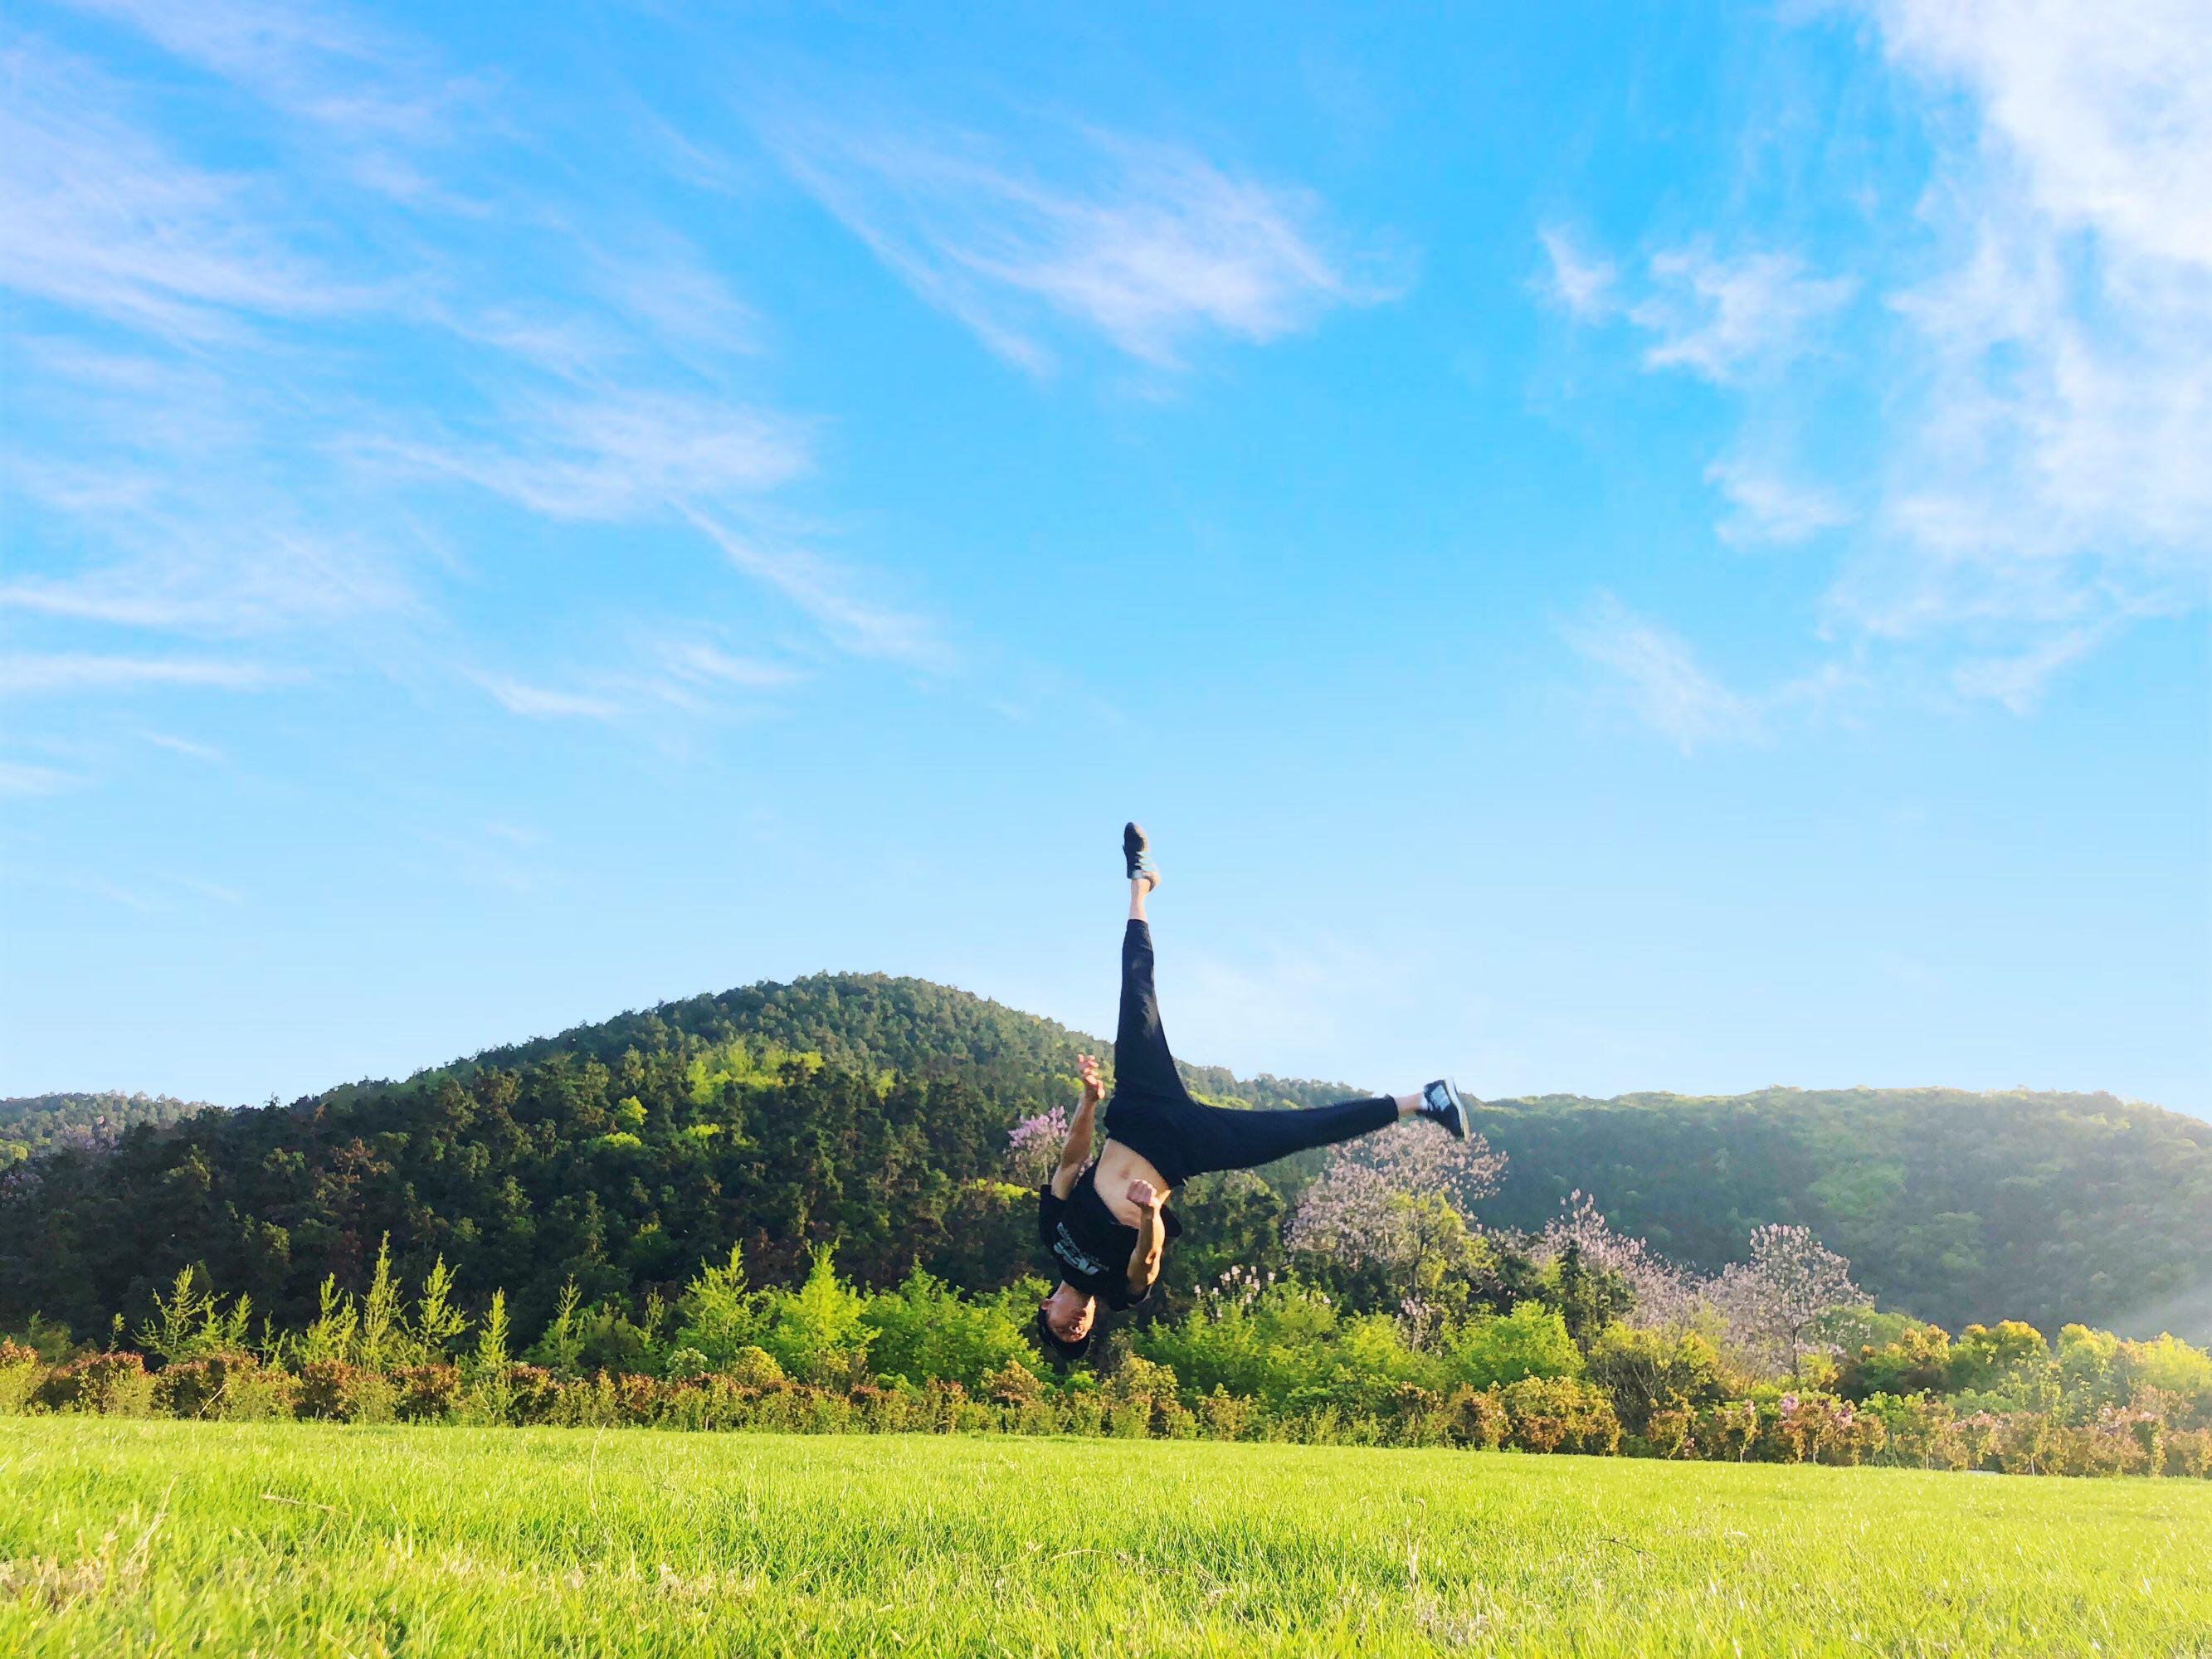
[2,1418,2205,1657]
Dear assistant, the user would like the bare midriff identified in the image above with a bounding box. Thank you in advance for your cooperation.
[1090,1138,1171,1224]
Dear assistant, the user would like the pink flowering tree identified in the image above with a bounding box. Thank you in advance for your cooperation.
[1535,1191,1703,1332]
[1710,1223,1869,1377]
[1527,1194,1869,1375]
[1285,1126,1506,1326]
[1004,1106,1069,1187]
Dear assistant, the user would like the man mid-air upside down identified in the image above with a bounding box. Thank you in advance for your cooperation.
[1034,823,1471,1362]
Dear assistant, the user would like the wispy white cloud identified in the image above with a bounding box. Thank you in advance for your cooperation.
[1545,236,1854,381]
[0,654,275,694]
[465,633,811,725]
[767,114,1399,371]
[142,732,225,761]
[581,233,762,360]
[0,38,368,340]
[84,877,157,912]
[655,641,806,691]
[1547,0,2210,708]
[0,479,417,637]
[682,509,953,670]
[174,875,244,903]
[56,0,475,194]
[1537,226,1617,319]
[472,674,621,721]
[1868,0,2211,270]
[1629,248,1857,384]
[1562,595,1764,754]
[1948,620,2123,714]
[363,388,812,522]
[2,7,942,725]
[1705,460,1852,546]
[0,47,431,653]
[1830,0,2212,693]
[0,759,85,795]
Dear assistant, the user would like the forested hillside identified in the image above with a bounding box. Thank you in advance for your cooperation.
[0,1092,213,1163]
[1466,1090,2212,1336]
[0,975,1345,1344]
[3,974,2205,1345]
[423,973,1352,1117]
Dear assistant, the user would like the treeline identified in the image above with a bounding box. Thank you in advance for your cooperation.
[1467,1088,2212,1336]
[7,961,2208,1476]
[0,1092,211,1165]
[0,974,1361,1346]
[4,972,2206,1351]
[2,1051,1027,1345]
[5,1241,2206,1479]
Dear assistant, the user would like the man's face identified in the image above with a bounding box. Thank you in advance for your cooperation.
[1043,1285,1095,1340]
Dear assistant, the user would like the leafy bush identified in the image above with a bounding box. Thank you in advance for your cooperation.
[1437,1303,1584,1392]
[753,1249,873,1387]
[37,1352,154,1416]
[1585,1325,1728,1436]
[217,1365,299,1421]
[1943,1322,2052,1397]
[1766,1393,1887,1465]
[862,1267,1035,1391]
[295,1360,394,1423]
[395,1365,462,1422]
[1691,1399,1761,1462]
[0,1340,44,1413]
[2164,1428,2212,1478]
[1839,1323,1952,1398]
[502,1365,561,1425]
[982,1359,1045,1408]
[151,1352,261,1418]
[1444,1384,1507,1449]
[1499,1376,1620,1454]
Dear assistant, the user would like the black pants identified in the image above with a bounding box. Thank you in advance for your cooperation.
[1104,919,1396,1189]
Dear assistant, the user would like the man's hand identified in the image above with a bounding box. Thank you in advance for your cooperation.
[1076,1053,1105,1105]
[1125,1178,1162,1212]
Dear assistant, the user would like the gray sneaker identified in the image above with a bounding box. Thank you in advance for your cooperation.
[1418,1078,1469,1140]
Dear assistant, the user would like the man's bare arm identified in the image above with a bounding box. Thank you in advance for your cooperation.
[1125,1179,1166,1297]
[1049,1053,1106,1200]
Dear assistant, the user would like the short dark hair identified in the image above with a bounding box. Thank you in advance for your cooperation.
[1032,1304,1092,1365]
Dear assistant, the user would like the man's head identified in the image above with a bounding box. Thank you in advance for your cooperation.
[1033,1282,1096,1364]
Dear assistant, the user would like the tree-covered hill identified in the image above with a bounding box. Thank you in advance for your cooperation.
[1464,1089,2212,1338]
[419,972,1353,1117]
[0,1092,217,1163]
[3,974,2205,1345]
[0,974,1351,1343]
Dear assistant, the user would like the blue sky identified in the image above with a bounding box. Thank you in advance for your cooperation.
[4,1,2207,1117]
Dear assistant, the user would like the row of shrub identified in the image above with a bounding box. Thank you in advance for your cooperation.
[8,1338,2206,1477]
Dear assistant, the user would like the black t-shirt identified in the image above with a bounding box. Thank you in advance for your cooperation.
[1036,1165,1182,1310]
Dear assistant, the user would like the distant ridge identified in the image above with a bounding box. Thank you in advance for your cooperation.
[0,1091,222,1162]
[1464,1087,2212,1338]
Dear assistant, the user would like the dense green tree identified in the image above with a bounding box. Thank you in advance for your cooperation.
[0,1092,213,1163]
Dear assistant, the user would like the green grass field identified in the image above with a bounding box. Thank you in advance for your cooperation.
[2,1419,2206,1657]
